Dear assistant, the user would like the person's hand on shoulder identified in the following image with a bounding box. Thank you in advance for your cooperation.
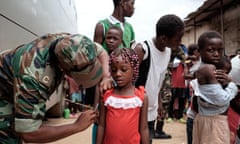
[99,76,114,93]
[215,69,232,86]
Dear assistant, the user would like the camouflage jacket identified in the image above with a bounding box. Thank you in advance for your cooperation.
[0,33,68,143]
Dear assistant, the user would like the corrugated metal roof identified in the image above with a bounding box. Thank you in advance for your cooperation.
[184,0,236,27]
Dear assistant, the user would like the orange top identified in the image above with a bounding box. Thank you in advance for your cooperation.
[103,86,145,144]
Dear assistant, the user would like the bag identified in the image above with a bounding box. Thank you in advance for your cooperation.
[135,40,151,87]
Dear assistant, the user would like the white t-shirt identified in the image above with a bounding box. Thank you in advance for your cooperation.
[229,55,240,86]
[141,39,171,121]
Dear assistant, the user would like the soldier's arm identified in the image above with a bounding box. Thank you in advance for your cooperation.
[93,23,104,44]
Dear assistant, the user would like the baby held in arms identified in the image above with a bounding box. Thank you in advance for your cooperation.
[195,56,236,115]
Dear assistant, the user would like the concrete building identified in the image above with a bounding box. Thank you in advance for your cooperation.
[183,0,240,56]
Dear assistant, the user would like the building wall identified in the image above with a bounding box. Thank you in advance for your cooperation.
[223,6,240,55]
[183,24,210,48]
[0,0,78,51]
[183,4,240,56]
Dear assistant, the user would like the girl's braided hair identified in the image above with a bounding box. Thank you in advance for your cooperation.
[109,48,139,82]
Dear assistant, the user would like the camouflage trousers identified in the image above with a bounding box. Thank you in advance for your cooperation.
[159,70,172,118]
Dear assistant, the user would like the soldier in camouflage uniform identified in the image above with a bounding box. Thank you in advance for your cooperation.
[155,45,187,138]
[0,33,112,143]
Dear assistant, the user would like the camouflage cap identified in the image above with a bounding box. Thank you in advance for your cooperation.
[55,34,103,88]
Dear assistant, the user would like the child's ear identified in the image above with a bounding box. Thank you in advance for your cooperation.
[160,35,168,44]
[120,0,125,7]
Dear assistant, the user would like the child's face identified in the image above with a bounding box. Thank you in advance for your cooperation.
[200,38,224,65]
[193,49,200,59]
[106,29,122,53]
[122,0,135,17]
[110,55,133,87]
[166,30,184,51]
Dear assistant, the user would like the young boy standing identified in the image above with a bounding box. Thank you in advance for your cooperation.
[105,26,123,54]
[134,14,184,143]
[192,31,238,144]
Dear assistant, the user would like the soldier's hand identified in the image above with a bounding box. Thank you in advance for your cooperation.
[99,77,114,93]
[74,110,96,132]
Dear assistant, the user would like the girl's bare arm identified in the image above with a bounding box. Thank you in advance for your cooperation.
[139,95,149,144]
[96,99,106,144]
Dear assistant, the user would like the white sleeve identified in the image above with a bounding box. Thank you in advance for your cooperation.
[224,82,238,101]
[198,82,238,106]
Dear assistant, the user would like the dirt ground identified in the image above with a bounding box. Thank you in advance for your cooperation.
[26,116,187,144]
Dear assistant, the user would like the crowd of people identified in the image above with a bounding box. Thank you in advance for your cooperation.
[0,0,239,144]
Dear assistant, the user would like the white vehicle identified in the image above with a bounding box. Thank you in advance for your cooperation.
[0,0,78,117]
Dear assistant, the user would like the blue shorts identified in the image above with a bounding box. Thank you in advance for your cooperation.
[71,92,82,102]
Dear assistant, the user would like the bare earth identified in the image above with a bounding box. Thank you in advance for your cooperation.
[26,115,187,144]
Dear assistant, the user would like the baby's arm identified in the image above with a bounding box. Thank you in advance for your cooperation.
[139,94,149,144]
[218,82,238,105]
[198,81,238,106]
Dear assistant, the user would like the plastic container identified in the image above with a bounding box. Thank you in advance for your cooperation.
[64,108,70,119]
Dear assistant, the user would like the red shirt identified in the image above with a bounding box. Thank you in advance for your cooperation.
[171,63,186,88]
[103,87,145,144]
